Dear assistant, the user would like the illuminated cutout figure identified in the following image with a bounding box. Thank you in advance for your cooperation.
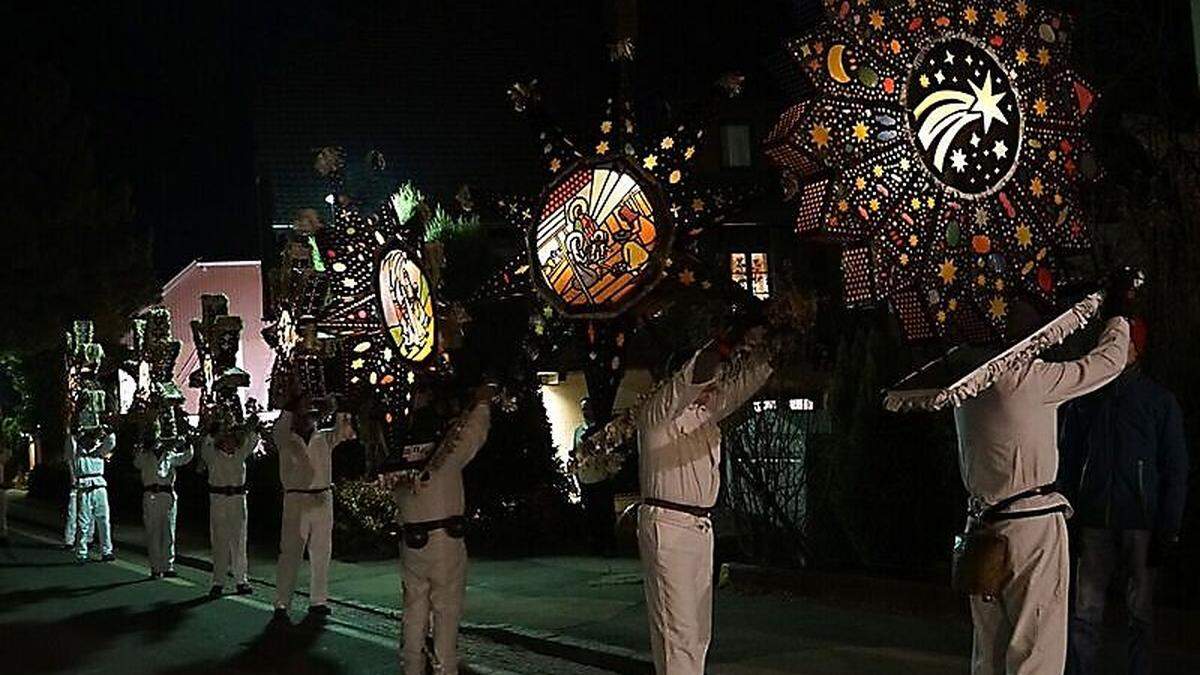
[377,245,435,363]
[530,157,670,318]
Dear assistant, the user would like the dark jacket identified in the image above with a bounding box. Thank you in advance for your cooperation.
[1059,368,1189,533]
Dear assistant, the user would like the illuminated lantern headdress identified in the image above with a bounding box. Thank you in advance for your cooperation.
[264,150,444,450]
[65,319,109,435]
[126,306,189,444]
[766,0,1097,341]
[465,47,759,422]
[188,294,252,432]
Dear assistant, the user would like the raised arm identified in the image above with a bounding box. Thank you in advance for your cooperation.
[703,349,775,424]
[170,438,194,467]
[445,402,491,469]
[635,346,714,431]
[236,431,259,461]
[272,411,294,449]
[1032,317,1130,406]
[323,413,356,447]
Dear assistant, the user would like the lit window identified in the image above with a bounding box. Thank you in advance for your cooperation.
[730,251,770,299]
[720,124,752,168]
[788,398,815,411]
[751,253,770,299]
[752,400,778,413]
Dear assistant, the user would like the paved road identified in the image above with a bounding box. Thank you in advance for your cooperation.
[0,525,617,675]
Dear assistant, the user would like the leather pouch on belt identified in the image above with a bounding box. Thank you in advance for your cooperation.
[952,525,1010,600]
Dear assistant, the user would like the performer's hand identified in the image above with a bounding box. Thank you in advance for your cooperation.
[1103,266,1143,320]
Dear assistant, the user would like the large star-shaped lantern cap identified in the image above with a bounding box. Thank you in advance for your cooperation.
[264,150,441,445]
[468,69,756,320]
[766,0,1098,341]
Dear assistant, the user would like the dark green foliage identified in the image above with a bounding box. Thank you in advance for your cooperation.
[0,62,156,458]
[806,313,962,575]
[333,479,401,559]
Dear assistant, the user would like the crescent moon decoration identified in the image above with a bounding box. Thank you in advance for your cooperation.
[827,44,852,84]
[766,0,1097,342]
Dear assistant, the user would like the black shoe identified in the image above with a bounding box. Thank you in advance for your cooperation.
[101,553,116,562]
[75,557,88,565]
[272,608,289,621]
[162,570,178,578]
[235,583,253,596]
[150,571,162,580]
[308,604,331,617]
[209,585,223,598]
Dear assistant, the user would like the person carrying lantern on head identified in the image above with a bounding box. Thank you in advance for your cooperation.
[68,428,117,563]
[946,270,1141,675]
[200,413,260,597]
[271,378,355,619]
[133,416,194,579]
[381,379,496,675]
[631,313,777,675]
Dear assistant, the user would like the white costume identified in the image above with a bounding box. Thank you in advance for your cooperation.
[64,453,78,547]
[68,432,116,561]
[200,433,257,590]
[272,411,355,611]
[635,347,772,675]
[134,440,194,575]
[393,402,490,675]
[953,317,1128,675]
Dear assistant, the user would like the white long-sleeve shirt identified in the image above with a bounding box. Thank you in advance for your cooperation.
[636,346,773,507]
[67,433,116,489]
[395,402,490,524]
[200,433,257,487]
[134,442,194,488]
[954,317,1130,513]
[272,411,355,491]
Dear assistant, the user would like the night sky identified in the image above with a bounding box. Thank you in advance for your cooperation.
[11,0,803,281]
[10,0,1192,283]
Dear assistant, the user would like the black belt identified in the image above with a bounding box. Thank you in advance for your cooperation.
[402,515,466,549]
[285,486,331,494]
[977,483,1062,523]
[143,484,174,494]
[209,485,247,495]
[76,484,105,493]
[987,504,1070,522]
[76,473,103,479]
[643,497,714,520]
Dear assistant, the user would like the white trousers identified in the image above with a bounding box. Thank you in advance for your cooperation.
[143,492,178,573]
[65,488,78,546]
[971,513,1069,675]
[638,504,714,675]
[210,494,249,587]
[75,487,112,559]
[402,531,467,675]
[275,491,333,608]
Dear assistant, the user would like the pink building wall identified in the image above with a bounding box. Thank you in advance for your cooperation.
[158,261,273,414]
